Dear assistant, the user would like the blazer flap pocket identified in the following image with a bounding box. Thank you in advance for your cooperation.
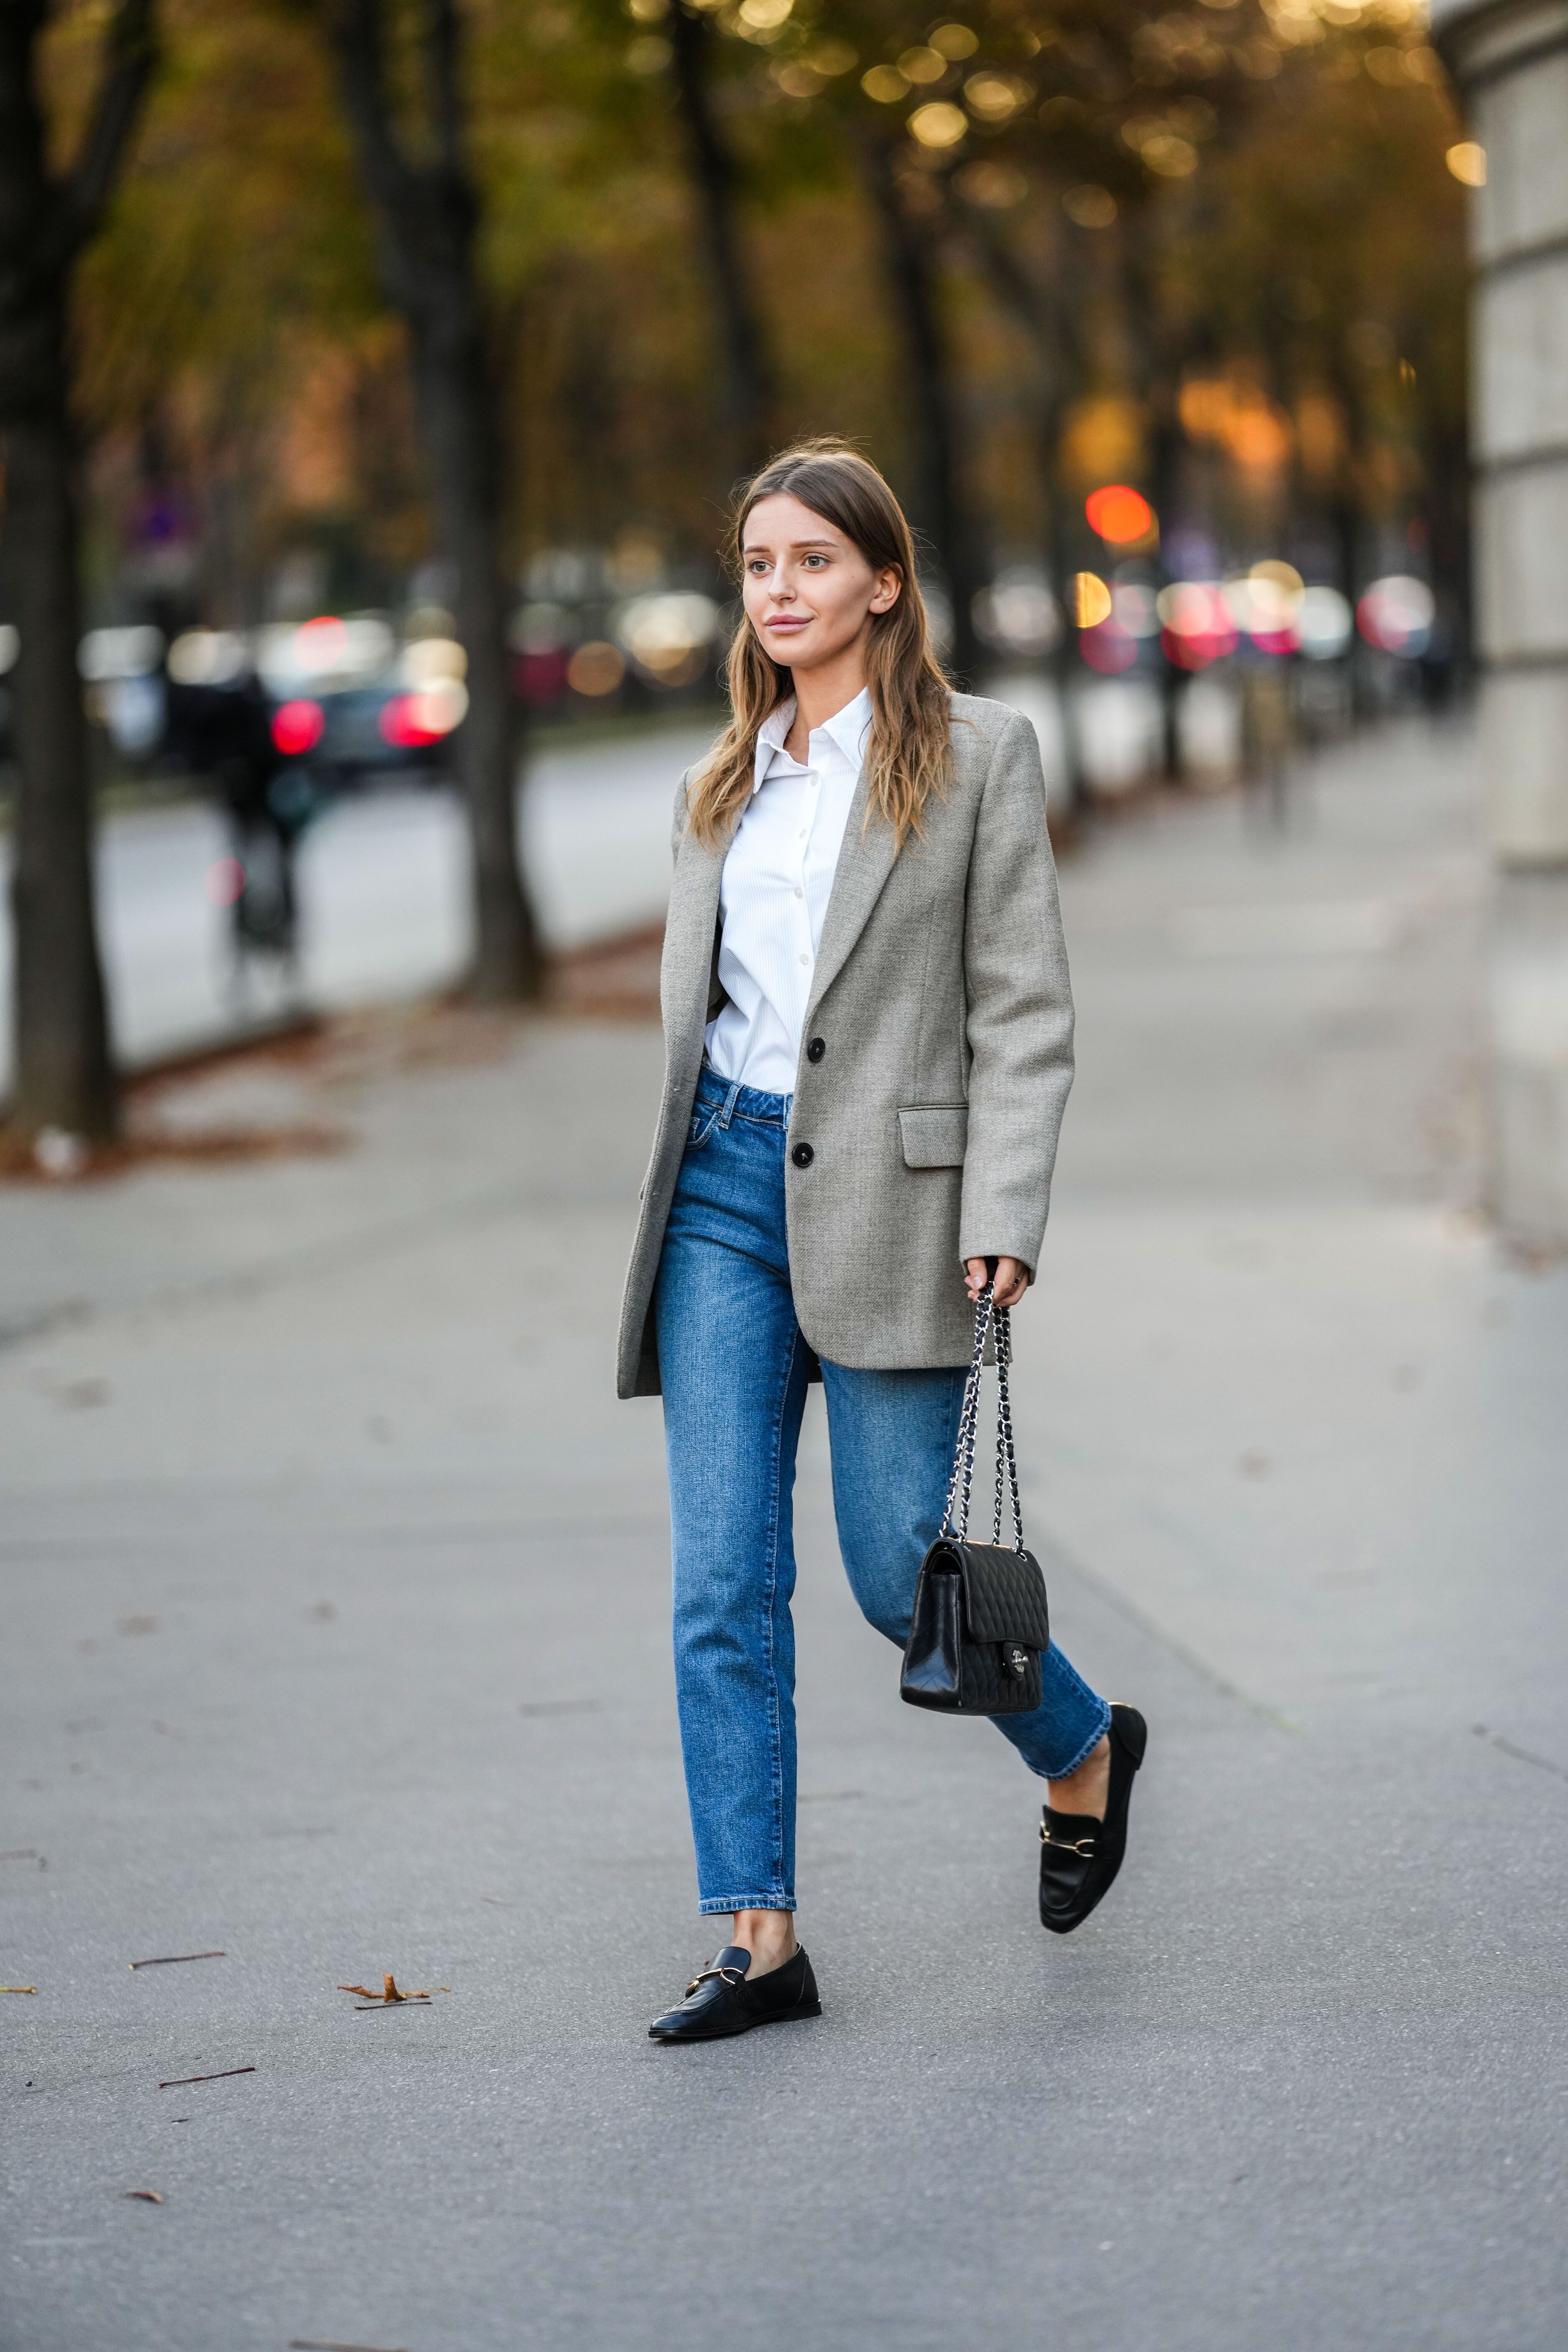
[899,1104,968,1168]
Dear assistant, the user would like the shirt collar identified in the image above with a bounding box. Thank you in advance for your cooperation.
[819,686,873,771]
[751,687,872,792]
[753,697,796,784]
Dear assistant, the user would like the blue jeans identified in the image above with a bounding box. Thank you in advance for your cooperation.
[655,1061,1112,1916]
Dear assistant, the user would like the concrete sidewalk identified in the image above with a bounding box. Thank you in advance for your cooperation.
[2,716,1565,2352]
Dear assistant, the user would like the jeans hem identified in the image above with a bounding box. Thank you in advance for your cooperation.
[697,1897,796,1915]
[1020,1696,1112,1782]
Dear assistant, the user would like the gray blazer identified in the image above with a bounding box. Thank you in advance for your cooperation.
[616,691,1074,1398]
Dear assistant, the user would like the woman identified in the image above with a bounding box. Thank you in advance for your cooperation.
[617,443,1145,2042]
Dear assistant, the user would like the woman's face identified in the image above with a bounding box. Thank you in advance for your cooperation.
[740,493,901,676]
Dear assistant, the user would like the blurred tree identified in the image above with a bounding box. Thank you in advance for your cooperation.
[666,0,775,469]
[1163,15,1467,589]
[681,0,1290,683]
[0,0,158,1142]
[954,189,1090,800]
[75,0,397,624]
[42,0,1469,822]
[326,0,541,1003]
[856,116,983,681]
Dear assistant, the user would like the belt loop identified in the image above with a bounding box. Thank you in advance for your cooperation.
[718,1079,743,1130]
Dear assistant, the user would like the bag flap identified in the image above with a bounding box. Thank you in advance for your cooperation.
[927,1539,1050,1649]
[898,1105,968,1168]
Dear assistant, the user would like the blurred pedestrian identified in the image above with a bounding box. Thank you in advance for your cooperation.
[618,444,1147,2041]
[166,670,315,972]
[1240,661,1294,828]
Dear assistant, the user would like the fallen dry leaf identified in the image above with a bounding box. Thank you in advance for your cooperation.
[337,1972,447,2006]
[124,2190,163,2204]
[289,2339,412,2351]
[1,1985,37,1995]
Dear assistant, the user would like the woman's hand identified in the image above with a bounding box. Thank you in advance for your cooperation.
[965,1255,1030,1311]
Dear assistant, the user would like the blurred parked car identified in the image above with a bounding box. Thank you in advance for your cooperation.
[250,613,466,789]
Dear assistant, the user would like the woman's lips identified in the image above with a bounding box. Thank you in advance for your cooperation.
[766,614,809,629]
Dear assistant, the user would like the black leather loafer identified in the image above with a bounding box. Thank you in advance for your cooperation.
[648,1943,821,2042]
[1038,1702,1148,1935]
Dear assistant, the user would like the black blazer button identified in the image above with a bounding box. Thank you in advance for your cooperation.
[806,1037,825,1064]
[791,1142,815,1168]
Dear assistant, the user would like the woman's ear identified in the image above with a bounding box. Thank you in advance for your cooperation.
[868,566,903,615]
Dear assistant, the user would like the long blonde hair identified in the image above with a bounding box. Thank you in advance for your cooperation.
[686,441,953,852]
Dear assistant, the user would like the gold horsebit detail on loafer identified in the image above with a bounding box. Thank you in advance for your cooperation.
[684,1965,747,1996]
[1039,1827,1098,1855]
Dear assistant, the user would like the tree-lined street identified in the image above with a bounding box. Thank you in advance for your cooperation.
[0,721,717,1093]
[0,679,1223,1097]
[4,717,1563,2351]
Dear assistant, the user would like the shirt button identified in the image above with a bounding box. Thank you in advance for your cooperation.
[792,1142,814,1168]
[794,885,803,898]
[798,952,810,966]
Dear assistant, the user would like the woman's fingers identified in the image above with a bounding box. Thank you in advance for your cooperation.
[965,1255,1030,1308]
[994,1257,1028,1308]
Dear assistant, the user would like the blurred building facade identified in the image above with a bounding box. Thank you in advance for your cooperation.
[1436,0,1568,1241]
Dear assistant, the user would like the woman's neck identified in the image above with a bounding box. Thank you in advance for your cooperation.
[784,656,868,761]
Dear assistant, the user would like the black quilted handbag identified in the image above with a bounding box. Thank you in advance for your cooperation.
[900,1285,1051,1715]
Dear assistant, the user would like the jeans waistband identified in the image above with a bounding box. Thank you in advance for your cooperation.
[694,1059,793,1127]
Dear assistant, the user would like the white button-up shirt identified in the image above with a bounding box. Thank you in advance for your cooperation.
[704,687,870,1096]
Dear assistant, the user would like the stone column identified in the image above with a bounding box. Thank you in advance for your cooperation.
[1434,0,1568,1242]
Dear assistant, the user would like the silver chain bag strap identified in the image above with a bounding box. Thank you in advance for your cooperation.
[900,1283,1052,1715]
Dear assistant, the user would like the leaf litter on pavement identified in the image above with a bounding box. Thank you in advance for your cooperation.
[337,1972,449,2009]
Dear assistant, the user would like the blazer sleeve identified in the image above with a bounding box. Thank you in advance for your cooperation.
[957,712,1075,1278]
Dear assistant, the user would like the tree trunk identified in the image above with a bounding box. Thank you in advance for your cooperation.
[666,2,773,474]
[407,269,537,1002]
[4,405,116,1135]
[329,0,541,1004]
[0,0,158,1139]
[1121,231,1188,785]
[1325,354,1371,725]
[858,129,983,690]
[960,200,1088,811]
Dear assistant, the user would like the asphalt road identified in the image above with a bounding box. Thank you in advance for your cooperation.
[2,714,1565,2352]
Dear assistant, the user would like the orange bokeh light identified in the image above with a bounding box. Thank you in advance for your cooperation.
[1085,485,1154,544]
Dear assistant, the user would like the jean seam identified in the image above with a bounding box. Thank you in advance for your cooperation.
[757,1321,802,1907]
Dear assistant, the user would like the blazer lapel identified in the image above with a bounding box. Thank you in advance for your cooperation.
[806,769,899,1021]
